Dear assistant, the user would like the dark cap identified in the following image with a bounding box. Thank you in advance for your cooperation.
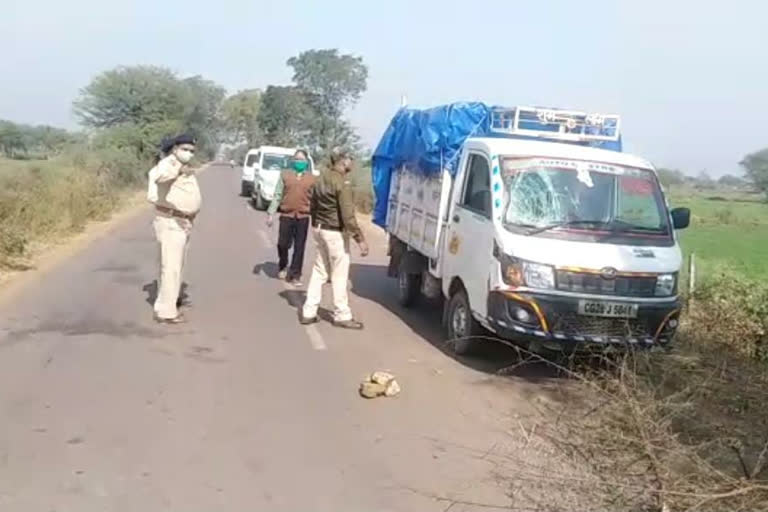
[329,147,353,165]
[173,133,196,146]
[161,133,196,154]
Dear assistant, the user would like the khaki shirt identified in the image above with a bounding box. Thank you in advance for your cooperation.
[310,167,365,243]
[148,155,202,215]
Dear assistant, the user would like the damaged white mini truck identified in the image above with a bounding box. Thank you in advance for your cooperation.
[371,104,691,356]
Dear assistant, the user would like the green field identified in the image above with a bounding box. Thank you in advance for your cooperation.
[667,189,768,279]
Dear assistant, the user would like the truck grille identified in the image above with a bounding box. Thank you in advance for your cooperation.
[556,270,656,298]
[550,312,653,338]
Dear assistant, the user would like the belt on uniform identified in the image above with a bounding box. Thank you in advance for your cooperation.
[313,222,342,232]
[156,205,196,221]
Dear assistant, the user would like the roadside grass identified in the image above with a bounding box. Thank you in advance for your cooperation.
[666,187,768,280]
[0,149,146,270]
[679,226,768,278]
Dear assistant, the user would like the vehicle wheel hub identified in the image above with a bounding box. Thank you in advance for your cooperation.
[452,303,468,337]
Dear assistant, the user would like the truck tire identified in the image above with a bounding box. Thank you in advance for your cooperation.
[446,288,483,356]
[397,257,421,308]
[253,187,266,210]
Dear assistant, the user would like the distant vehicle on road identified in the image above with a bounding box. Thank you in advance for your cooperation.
[242,146,317,209]
[375,103,691,357]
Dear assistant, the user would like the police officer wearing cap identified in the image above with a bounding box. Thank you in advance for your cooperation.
[147,134,201,324]
[301,148,369,329]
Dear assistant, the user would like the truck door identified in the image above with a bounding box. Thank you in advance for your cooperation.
[443,152,494,319]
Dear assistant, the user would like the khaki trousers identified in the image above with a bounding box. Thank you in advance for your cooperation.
[153,215,191,319]
[302,228,353,322]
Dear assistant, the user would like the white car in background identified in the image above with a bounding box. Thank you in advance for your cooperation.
[242,146,317,210]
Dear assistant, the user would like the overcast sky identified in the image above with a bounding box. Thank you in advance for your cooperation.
[2,0,765,176]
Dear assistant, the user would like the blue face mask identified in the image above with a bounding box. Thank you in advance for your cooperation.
[292,160,308,173]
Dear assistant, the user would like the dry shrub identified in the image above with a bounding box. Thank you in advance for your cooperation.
[511,339,768,512]
[689,268,768,361]
[0,149,145,269]
[516,324,768,511]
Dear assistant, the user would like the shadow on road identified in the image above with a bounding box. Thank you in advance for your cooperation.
[142,281,190,308]
[348,263,562,381]
[253,261,280,279]
[277,289,335,323]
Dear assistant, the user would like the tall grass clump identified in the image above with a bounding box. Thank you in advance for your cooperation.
[0,146,147,269]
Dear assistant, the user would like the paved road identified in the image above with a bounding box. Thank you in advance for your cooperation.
[0,164,571,512]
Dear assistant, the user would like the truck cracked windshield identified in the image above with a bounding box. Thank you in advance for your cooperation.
[501,158,670,239]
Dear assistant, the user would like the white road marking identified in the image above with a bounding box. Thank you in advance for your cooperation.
[305,324,327,351]
[281,280,327,351]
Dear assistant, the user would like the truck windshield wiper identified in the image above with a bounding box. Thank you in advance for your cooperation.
[525,220,612,235]
[526,220,668,236]
[607,220,667,234]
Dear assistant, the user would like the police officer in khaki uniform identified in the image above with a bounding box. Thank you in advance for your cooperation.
[301,148,369,329]
[147,134,201,324]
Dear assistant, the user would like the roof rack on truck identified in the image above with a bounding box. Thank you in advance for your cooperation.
[489,106,621,143]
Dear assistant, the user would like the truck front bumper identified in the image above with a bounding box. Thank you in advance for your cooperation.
[486,291,681,349]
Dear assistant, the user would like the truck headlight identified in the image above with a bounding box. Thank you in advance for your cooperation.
[493,241,555,289]
[523,262,555,290]
[493,241,523,287]
[655,274,677,297]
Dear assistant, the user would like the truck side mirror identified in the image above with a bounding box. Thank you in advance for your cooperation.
[671,207,690,230]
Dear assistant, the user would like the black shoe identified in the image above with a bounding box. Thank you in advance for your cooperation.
[333,319,364,330]
[299,314,318,325]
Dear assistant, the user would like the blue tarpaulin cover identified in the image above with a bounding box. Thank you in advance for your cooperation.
[371,102,622,227]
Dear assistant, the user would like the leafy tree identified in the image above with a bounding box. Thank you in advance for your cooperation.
[182,76,226,159]
[257,86,309,147]
[0,121,80,159]
[74,66,188,129]
[656,168,686,188]
[695,170,716,190]
[287,49,368,155]
[74,66,226,161]
[718,174,746,188]
[740,148,768,199]
[221,89,262,147]
[0,121,27,157]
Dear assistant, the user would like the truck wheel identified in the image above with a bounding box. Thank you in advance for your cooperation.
[446,288,482,356]
[397,259,421,308]
[253,188,266,210]
[241,181,252,197]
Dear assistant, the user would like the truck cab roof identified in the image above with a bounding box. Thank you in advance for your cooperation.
[464,137,654,171]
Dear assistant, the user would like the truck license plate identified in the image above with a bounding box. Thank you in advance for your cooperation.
[578,301,638,318]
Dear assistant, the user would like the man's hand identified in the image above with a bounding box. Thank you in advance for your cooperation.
[358,240,370,257]
[266,215,274,228]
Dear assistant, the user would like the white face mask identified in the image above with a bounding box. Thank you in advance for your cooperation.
[175,149,194,164]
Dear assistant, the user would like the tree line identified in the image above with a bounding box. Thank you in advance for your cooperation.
[656,168,751,190]
[6,48,768,200]
[0,120,83,159]
[1,48,367,175]
[73,48,367,167]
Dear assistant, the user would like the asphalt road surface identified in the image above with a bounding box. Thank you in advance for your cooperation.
[0,164,575,512]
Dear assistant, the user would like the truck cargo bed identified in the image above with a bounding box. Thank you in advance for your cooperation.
[386,167,452,263]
